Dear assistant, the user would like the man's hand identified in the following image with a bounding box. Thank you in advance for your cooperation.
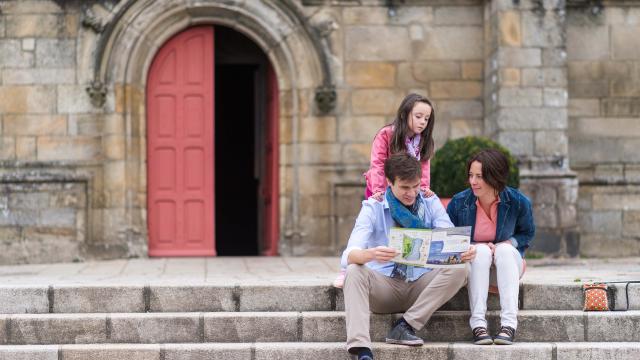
[367,246,398,262]
[460,245,477,263]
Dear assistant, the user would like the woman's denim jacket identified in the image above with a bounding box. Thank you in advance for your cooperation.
[446,187,535,257]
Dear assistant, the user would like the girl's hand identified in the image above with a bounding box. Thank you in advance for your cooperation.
[421,187,435,197]
[371,191,384,201]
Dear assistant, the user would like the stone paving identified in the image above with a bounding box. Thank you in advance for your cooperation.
[0,256,638,286]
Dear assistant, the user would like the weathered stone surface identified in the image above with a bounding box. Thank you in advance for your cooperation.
[587,312,640,341]
[3,115,66,135]
[163,343,251,360]
[0,86,56,114]
[36,136,101,161]
[437,100,483,120]
[239,285,333,311]
[580,211,622,234]
[16,137,36,160]
[612,26,640,60]
[5,14,59,37]
[498,130,533,156]
[543,88,568,107]
[53,286,144,313]
[461,61,483,80]
[419,26,483,60]
[345,62,395,87]
[0,346,58,360]
[500,68,520,86]
[2,68,75,85]
[567,26,609,60]
[60,344,160,360]
[110,313,199,343]
[499,87,542,107]
[499,11,521,46]
[35,39,75,68]
[10,314,107,344]
[412,61,461,81]
[602,98,640,117]
[571,118,640,138]
[498,48,542,67]
[451,342,552,360]
[0,287,48,313]
[342,7,388,25]
[430,81,482,99]
[450,119,483,139]
[205,312,298,342]
[557,342,640,360]
[149,285,236,312]
[0,40,34,67]
[568,99,600,117]
[351,89,401,115]
[434,6,483,26]
[338,116,386,143]
[345,26,410,61]
[57,85,96,114]
[342,143,371,164]
[535,129,568,155]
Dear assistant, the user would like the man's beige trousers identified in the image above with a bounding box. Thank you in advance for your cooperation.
[343,263,468,351]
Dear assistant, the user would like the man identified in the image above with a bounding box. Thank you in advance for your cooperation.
[341,153,477,360]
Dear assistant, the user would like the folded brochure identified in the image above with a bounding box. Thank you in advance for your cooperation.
[388,226,471,268]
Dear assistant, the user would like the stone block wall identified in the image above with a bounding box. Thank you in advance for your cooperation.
[567,5,640,256]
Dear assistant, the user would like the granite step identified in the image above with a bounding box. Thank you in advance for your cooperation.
[0,342,639,360]
[2,283,638,314]
[1,310,639,345]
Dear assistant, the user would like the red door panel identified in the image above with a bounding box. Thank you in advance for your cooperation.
[147,26,215,256]
[261,64,279,256]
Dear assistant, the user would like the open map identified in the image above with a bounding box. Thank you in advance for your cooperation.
[388,226,471,268]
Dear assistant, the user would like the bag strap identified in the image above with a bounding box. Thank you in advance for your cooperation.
[604,281,640,311]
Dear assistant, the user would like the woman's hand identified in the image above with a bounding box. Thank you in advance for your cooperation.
[487,242,496,255]
[460,245,477,262]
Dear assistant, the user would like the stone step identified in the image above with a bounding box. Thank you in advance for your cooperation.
[2,283,638,314]
[0,342,639,360]
[1,310,639,345]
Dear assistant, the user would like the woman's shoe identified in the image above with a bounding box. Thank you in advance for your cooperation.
[493,326,516,345]
[472,327,493,345]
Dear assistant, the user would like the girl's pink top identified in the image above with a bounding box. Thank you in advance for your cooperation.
[364,126,431,195]
[473,198,499,242]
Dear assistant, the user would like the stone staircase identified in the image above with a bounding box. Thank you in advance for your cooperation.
[0,282,639,359]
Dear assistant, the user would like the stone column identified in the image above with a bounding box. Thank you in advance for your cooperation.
[484,0,579,256]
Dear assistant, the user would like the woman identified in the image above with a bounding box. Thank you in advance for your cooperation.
[446,149,535,345]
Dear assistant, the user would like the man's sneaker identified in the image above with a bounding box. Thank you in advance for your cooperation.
[472,327,493,345]
[493,325,516,345]
[385,318,424,346]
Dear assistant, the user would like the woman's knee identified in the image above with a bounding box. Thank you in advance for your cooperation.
[471,244,493,267]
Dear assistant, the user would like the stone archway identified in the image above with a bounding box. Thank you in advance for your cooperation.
[92,0,333,256]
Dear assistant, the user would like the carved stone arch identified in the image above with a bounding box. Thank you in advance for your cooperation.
[92,0,332,255]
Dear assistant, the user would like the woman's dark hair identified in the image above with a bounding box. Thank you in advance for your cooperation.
[384,153,422,184]
[467,148,510,192]
[388,93,435,162]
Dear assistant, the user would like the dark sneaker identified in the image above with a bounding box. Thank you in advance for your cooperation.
[472,327,493,345]
[493,326,516,345]
[385,318,424,346]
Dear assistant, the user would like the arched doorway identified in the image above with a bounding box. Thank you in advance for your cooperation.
[146,26,279,257]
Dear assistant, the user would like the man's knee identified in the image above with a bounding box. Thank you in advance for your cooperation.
[439,266,468,287]
[345,263,368,284]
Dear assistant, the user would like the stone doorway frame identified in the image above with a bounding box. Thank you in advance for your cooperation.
[92,0,333,256]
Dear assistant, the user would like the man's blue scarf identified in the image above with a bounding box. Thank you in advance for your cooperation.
[386,187,427,281]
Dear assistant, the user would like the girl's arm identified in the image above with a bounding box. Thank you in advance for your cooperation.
[367,128,391,195]
[420,158,431,189]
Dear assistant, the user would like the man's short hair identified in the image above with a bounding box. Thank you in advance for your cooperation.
[384,153,422,184]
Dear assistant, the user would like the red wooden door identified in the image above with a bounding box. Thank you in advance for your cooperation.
[147,26,215,256]
[261,64,279,255]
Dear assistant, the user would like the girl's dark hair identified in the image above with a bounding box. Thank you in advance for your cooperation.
[467,148,509,192]
[389,93,435,162]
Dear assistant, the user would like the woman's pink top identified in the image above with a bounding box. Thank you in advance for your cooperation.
[473,198,499,242]
[364,126,431,195]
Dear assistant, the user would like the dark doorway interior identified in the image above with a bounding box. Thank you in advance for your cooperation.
[214,26,268,256]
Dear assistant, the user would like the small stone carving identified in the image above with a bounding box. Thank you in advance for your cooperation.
[86,80,107,108]
[315,86,337,115]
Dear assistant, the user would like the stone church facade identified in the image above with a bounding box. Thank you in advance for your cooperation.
[0,0,638,264]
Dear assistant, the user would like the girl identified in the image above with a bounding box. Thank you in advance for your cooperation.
[333,93,437,288]
[446,149,535,345]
